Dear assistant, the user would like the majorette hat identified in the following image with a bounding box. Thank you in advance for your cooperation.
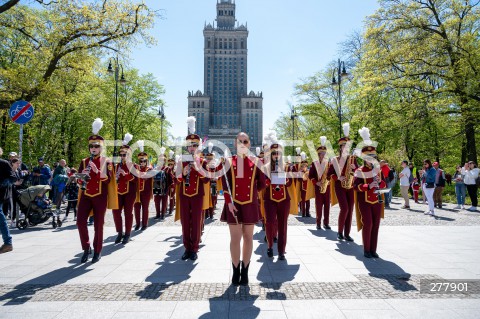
[317,136,327,153]
[168,150,175,164]
[186,116,200,146]
[264,131,281,151]
[137,140,148,161]
[206,142,215,160]
[300,151,308,164]
[338,123,351,146]
[119,133,133,152]
[358,127,377,156]
[89,118,104,145]
[296,147,301,156]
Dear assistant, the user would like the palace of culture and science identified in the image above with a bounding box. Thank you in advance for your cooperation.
[187,0,263,149]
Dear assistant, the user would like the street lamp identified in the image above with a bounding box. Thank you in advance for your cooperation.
[290,106,298,156]
[331,59,349,139]
[158,104,166,147]
[107,56,127,160]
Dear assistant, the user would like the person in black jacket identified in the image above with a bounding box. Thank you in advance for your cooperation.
[0,147,18,254]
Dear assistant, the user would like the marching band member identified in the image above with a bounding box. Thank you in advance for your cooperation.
[263,142,293,260]
[167,151,176,215]
[221,132,266,285]
[205,143,221,219]
[77,118,118,263]
[175,116,208,261]
[134,141,153,231]
[153,147,173,220]
[113,133,136,244]
[353,127,386,258]
[299,152,315,217]
[309,136,331,230]
[328,123,358,241]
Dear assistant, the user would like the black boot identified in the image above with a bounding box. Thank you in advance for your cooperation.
[80,247,91,263]
[92,252,101,263]
[122,234,130,244]
[239,261,250,286]
[114,232,123,244]
[231,262,241,286]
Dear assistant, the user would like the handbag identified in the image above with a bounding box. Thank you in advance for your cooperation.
[425,182,435,188]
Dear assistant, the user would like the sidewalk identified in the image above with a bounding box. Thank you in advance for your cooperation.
[1,197,479,318]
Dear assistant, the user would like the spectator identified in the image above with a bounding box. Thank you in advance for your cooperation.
[432,162,445,209]
[64,168,79,221]
[399,160,411,209]
[445,172,452,186]
[380,160,392,207]
[35,193,52,209]
[0,147,17,254]
[462,161,479,212]
[421,159,437,216]
[409,163,421,203]
[453,165,466,210]
[52,159,68,215]
[33,157,52,186]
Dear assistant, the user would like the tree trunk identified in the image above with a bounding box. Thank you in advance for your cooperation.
[465,120,477,163]
[1,112,8,147]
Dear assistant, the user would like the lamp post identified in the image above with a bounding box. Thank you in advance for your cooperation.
[158,104,166,147]
[331,59,349,139]
[290,106,297,156]
[107,56,126,160]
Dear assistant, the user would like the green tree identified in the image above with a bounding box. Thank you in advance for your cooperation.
[359,0,480,162]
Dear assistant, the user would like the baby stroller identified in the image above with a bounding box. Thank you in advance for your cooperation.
[15,185,62,229]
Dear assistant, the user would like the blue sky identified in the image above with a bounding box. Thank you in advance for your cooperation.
[133,0,380,140]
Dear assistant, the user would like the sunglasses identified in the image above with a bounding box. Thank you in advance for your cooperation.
[237,139,249,145]
[139,159,147,163]
[89,144,101,149]
[119,154,127,157]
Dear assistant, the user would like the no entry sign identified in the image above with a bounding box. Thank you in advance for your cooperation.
[9,100,34,124]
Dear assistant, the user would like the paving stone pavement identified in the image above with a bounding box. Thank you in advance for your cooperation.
[2,197,480,318]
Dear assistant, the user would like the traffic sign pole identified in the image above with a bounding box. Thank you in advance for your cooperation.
[19,124,23,162]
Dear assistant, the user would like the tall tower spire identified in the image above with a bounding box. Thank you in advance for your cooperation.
[216,0,236,29]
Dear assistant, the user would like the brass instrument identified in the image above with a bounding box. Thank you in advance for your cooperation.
[184,162,193,187]
[318,161,329,194]
[341,155,355,189]
[374,165,384,203]
[78,153,94,190]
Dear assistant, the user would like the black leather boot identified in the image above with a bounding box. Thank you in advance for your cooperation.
[122,234,130,244]
[239,261,250,286]
[80,247,91,263]
[92,252,101,263]
[231,262,241,286]
[114,232,123,244]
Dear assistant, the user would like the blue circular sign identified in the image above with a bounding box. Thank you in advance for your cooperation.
[9,100,34,124]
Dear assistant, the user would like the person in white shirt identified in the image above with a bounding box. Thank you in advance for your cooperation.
[399,160,411,209]
[462,161,479,211]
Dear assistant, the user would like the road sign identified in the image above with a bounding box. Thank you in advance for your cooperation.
[9,100,34,124]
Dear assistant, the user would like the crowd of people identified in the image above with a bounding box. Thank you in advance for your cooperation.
[1,118,479,289]
[377,158,479,216]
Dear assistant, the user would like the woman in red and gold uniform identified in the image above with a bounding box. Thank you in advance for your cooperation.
[353,127,387,259]
[134,140,153,231]
[221,132,266,286]
[113,133,137,244]
[263,143,292,260]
